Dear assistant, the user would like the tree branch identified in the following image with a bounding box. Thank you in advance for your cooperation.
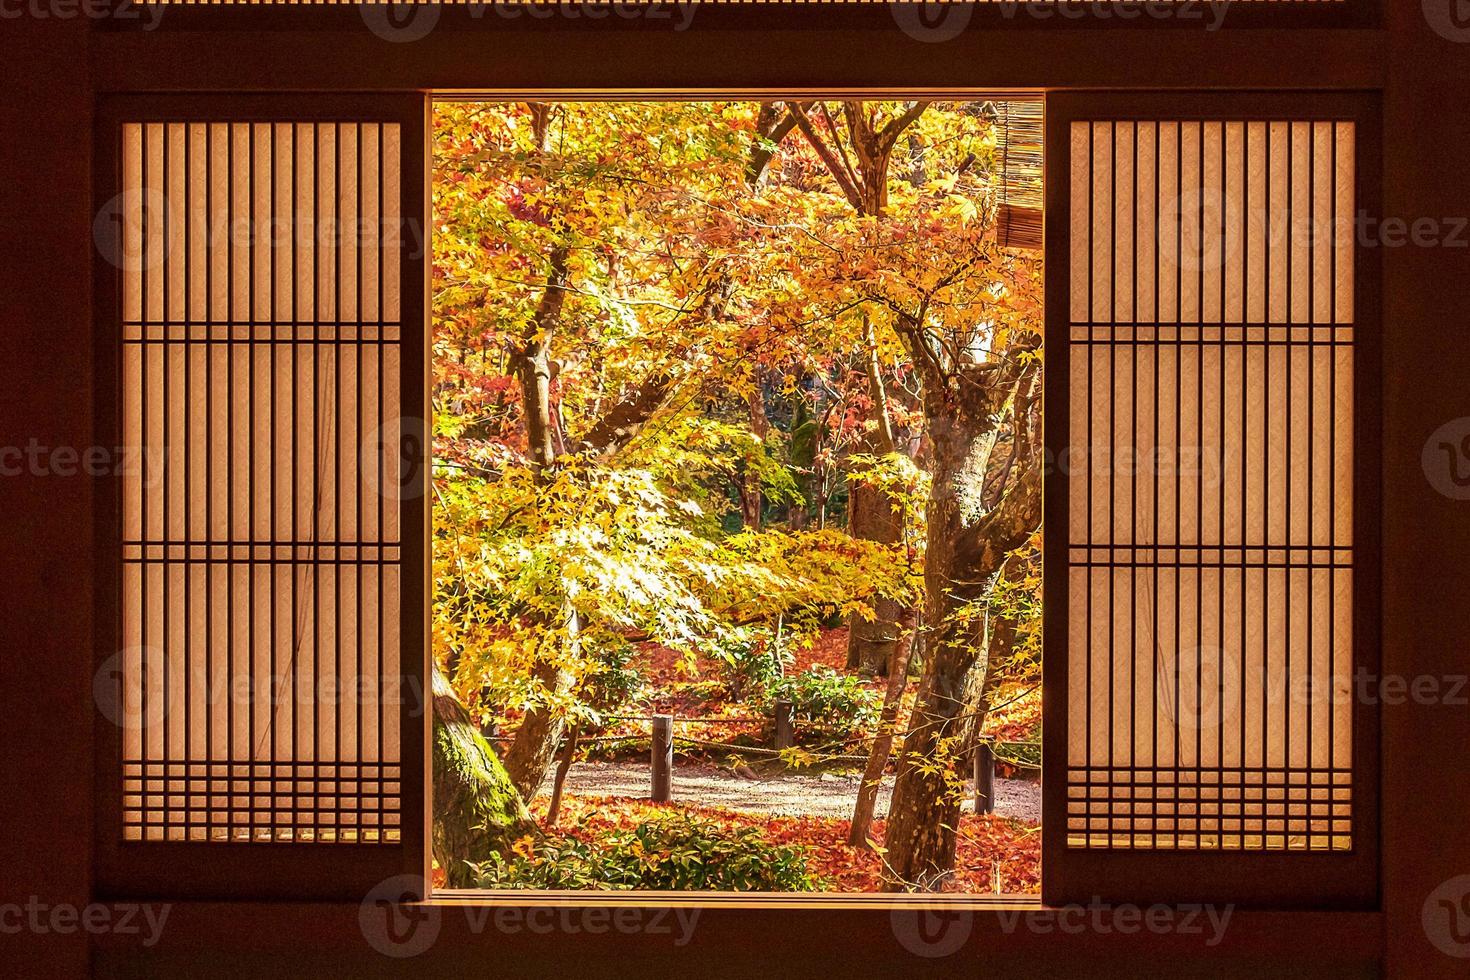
[746,103,797,188]
[876,101,931,156]
[572,373,675,455]
[787,102,866,213]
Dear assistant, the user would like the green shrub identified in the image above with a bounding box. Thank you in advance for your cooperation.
[471,812,824,891]
[579,642,643,717]
[709,627,791,702]
[765,666,881,739]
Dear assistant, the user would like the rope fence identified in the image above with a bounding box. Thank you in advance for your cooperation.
[493,705,1039,812]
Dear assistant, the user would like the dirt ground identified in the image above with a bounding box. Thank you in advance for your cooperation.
[546,759,1041,823]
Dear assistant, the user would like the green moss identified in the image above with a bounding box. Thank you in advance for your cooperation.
[431,667,535,887]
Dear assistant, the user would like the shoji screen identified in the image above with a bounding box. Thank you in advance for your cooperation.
[95,95,428,899]
[1042,93,1378,907]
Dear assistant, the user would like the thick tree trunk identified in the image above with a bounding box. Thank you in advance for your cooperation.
[432,666,535,888]
[848,607,919,847]
[880,363,1042,892]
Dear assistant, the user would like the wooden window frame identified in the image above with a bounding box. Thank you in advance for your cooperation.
[94,84,1384,911]
[1041,90,1382,909]
[92,91,432,901]
[91,84,1382,905]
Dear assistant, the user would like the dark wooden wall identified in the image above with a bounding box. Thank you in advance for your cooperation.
[2,6,1469,977]
[0,14,96,979]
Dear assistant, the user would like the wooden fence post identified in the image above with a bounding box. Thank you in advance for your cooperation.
[774,700,794,750]
[974,741,995,815]
[651,714,673,802]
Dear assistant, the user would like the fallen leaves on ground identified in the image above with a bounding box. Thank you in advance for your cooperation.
[544,793,1041,894]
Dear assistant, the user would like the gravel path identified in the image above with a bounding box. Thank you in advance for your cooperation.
[546,760,1040,824]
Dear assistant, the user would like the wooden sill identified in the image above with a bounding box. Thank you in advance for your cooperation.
[87,896,1383,967]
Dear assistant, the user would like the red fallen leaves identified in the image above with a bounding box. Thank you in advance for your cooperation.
[613,626,1039,753]
[984,683,1042,743]
[545,795,1041,895]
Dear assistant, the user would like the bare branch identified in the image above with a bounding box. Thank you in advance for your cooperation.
[820,102,864,199]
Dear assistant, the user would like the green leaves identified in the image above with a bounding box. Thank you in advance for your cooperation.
[471,811,824,892]
[434,454,915,724]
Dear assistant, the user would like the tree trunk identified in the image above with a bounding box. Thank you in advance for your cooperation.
[788,105,927,676]
[545,720,581,827]
[846,312,905,674]
[432,665,535,888]
[880,368,1042,891]
[845,477,904,674]
[502,656,577,800]
[741,382,769,530]
[848,607,919,847]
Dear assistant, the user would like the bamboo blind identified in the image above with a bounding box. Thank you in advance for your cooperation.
[997,98,1043,250]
